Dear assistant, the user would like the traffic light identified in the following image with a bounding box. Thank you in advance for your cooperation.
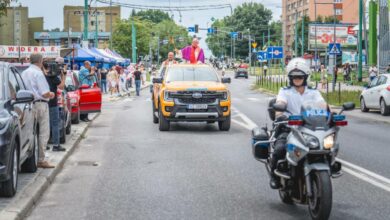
[238,32,243,40]
[214,27,218,34]
[194,24,199,33]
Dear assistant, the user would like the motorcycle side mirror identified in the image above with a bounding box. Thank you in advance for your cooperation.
[273,102,287,112]
[342,102,355,111]
[339,102,355,115]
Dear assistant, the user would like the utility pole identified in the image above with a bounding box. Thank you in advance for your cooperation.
[95,9,98,48]
[109,0,112,49]
[295,8,298,57]
[83,0,88,46]
[132,21,137,63]
[358,0,363,82]
[248,29,251,69]
[301,17,304,56]
[157,35,160,65]
[332,2,337,91]
[314,0,318,71]
[268,26,270,68]
[368,0,377,66]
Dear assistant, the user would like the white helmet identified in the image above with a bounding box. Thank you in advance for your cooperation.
[286,58,311,86]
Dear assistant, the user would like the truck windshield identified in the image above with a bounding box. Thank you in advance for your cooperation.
[166,67,219,83]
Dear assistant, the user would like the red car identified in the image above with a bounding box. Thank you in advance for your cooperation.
[65,71,102,123]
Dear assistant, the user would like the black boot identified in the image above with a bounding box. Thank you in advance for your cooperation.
[269,172,281,189]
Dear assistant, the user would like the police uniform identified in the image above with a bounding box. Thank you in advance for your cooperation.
[276,86,325,115]
[270,86,325,184]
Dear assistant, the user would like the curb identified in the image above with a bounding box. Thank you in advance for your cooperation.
[0,113,100,220]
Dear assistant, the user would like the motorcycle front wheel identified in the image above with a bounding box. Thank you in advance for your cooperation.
[308,170,332,220]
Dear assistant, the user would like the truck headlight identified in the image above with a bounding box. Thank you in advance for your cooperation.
[221,91,229,101]
[303,133,320,149]
[324,134,335,149]
[164,91,173,101]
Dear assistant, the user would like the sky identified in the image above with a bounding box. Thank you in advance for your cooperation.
[11,0,282,57]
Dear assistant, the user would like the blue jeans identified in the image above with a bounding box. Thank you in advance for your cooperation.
[135,80,141,96]
[101,79,107,93]
[49,106,60,146]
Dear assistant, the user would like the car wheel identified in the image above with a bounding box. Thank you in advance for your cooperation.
[0,142,18,197]
[152,98,159,124]
[60,127,66,144]
[360,97,369,112]
[21,129,38,173]
[158,105,170,131]
[72,108,80,124]
[245,76,248,79]
[66,118,72,135]
[218,115,231,131]
[380,99,390,116]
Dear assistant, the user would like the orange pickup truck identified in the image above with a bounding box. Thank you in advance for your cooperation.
[151,64,231,131]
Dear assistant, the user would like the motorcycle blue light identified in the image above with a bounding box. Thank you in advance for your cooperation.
[289,115,303,121]
[287,144,295,152]
[333,115,346,122]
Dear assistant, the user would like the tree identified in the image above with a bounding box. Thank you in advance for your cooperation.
[0,0,17,19]
[112,18,154,58]
[133,10,172,24]
[112,12,190,61]
[324,16,340,24]
[206,2,276,59]
[291,15,310,57]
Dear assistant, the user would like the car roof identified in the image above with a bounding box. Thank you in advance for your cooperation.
[168,64,212,68]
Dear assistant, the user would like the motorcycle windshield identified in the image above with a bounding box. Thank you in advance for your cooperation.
[301,101,329,129]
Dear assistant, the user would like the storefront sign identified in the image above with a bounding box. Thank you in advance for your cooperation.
[0,45,60,58]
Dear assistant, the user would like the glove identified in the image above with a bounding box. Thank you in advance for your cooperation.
[275,115,288,122]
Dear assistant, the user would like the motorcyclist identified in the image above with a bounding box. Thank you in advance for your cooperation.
[269,58,325,189]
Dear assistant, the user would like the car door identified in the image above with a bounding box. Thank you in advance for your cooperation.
[153,67,166,108]
[365,77,379,108]
[374,76,388,107]
[8,68,33,159]
[79,75,102,114]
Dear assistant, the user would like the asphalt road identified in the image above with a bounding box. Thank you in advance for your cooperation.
[26,72,390,220]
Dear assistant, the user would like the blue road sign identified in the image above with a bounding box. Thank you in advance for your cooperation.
[207,28,214,34]
[257,51,268,61]
[267,46,284,59]
[230,32,238,38]
[188,27,195,32]
[328,43,341,55]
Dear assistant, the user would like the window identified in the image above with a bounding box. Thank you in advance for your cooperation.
[334,0,343,3]
[8,72,20,100]
[12,69,26,90]
[377,76,387,85]
[166,67,219,83]
[335,9,342,15]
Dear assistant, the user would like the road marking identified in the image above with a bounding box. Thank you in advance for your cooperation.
[232,105,390,193]
[342,167,390,192]
[247,97,259,102]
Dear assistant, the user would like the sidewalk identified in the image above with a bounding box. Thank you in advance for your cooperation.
[0,113,99,220]
[102,82,151,102]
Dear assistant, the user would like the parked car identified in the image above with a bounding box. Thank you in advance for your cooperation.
[65,71,81,124]
[234,68,248,79]
[360,74,390,116]
[57,88,72,143]
[68,70,102,120]
[0,62,38,197]
[14,64,72,143]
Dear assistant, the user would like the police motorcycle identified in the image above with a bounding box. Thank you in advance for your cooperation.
[251,98,355,220]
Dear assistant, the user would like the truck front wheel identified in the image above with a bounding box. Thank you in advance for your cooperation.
[218,115,231,131]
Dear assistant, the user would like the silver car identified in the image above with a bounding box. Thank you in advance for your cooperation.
[360,74,390,115]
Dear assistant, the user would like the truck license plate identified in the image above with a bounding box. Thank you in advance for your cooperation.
[188,104,208,110]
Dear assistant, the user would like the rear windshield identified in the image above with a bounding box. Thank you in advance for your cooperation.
[166,66,219,83]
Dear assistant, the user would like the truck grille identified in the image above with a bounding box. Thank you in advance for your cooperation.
[178,98,216,104]
[171,91,224,104]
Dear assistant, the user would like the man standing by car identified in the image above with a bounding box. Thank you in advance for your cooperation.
[22,53,55,169]
[78,61,95,122]
[44,57,66,151]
